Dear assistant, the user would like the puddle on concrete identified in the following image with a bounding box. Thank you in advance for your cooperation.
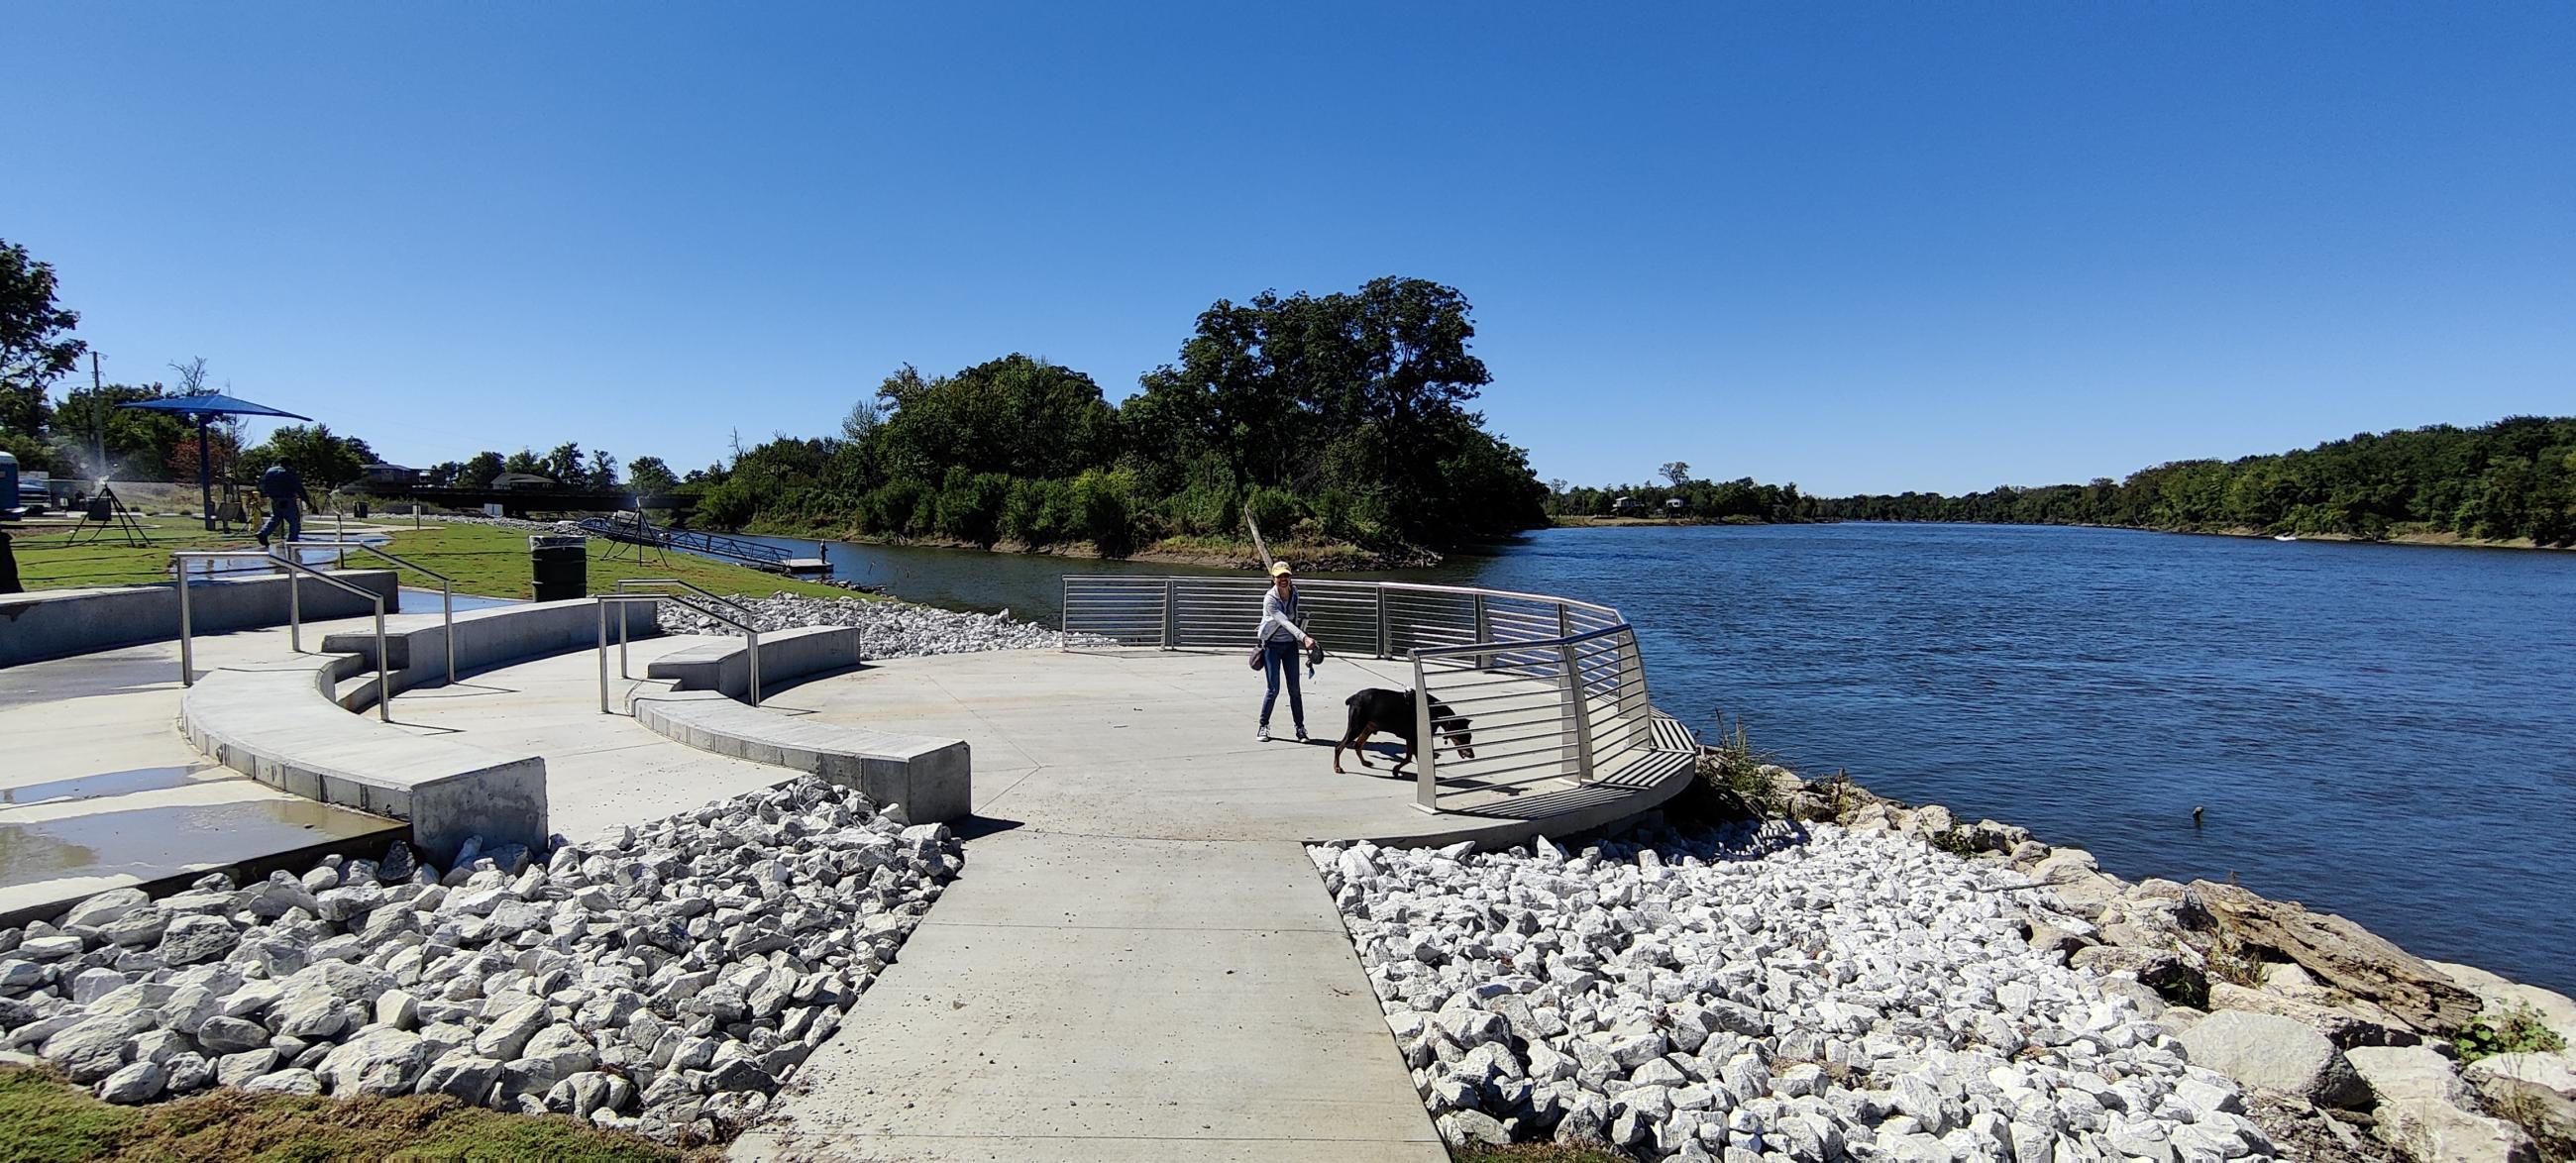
[0,765,219,805]
[0,796,398,891]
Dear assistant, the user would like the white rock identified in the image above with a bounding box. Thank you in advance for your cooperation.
[95,1059,167,1104]
[243,1067,323,1096]
[318,1026,432,1096]
[2177,1010,2369,1109]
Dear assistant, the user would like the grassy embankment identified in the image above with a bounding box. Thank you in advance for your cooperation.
[0,1064,708,1163]
[7,516,857,601]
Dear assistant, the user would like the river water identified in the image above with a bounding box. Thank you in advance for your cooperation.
[748,524,2576,993]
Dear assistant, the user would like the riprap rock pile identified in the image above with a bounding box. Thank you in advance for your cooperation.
[0,778,960,1145]
[1315,822,2274,1162]
[656,593,1108,654]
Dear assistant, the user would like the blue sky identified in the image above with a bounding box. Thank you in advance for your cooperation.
[7,3,2570,494]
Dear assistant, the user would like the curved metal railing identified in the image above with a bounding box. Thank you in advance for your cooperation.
[1060,575,1672,812]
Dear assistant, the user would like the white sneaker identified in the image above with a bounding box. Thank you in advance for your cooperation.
[1256,725,1270,743]
[1295,727,1309,743]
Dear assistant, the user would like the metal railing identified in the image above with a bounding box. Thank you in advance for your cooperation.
[282,541,456,686]
[1060,575,1659,812]
[170,552,392,721]
[594,582,764,710]
[1407,622,1653,812]
[576,516,794,569]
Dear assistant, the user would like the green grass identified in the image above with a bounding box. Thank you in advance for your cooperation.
[0,1065,711,1162]
[7,517,858,602]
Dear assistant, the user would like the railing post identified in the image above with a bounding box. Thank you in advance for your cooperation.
[1559,639,1598,783]
[596,599,611,714]
[1375,584,1390,659]
[372,600,390,722]
[176,563,194,687]
[1413,654,1441,813]
[1059,576,1070,650]
[287,567,301,654]
[747,629,762,706]
[1161,579,1176,650]
[617,598,630,679]
[443,582,456,686]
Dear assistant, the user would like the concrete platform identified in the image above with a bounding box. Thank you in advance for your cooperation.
[764,647,1689,848]
[740,649,1689,1162]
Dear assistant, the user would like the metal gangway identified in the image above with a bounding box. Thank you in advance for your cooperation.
[574,514,810,574]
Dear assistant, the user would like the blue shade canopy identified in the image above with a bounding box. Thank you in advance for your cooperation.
[119,392,312,421]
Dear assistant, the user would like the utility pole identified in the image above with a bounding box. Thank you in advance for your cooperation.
[90,353,105,482]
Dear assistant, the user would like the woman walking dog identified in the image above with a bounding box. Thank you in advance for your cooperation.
[1254,562,1316,742]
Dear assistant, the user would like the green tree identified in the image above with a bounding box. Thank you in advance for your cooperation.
[245,423,371,491]
[626,456,678,495]
[0,239,85,440]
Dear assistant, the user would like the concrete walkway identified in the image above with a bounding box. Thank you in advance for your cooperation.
[0,617,406,924]
[736,650,1491,1163]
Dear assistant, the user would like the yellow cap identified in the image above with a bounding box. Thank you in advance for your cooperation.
[1268,561,1293,577]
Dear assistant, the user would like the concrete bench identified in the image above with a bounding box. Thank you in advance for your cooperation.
[0,569,400,667]
[181,652,546,860]
[644,624,861,700]
[630,688,971,823]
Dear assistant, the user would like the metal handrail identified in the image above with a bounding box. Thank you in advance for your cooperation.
[1410,621,1636,659]
[614,580,763,705]
[614,578,757,620]
[591,592,763,711]
[169,552,392,722]
[284,541,456,685]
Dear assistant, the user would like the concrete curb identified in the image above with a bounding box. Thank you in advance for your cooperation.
[644,624,862,700]
[629,689,972,823]
[180,652,547,861]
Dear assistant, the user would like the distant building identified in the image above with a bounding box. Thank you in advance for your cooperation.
[1610,495,1643,516]
[1664,497,1690,515]
[490,472,558,490]
[350,463,423,494]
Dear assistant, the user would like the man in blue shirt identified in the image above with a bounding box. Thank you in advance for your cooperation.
[255,462,320,549]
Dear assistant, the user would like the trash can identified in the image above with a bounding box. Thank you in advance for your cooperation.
[530,535,588,602]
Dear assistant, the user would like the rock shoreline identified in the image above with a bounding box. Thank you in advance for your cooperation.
[1315,760,2576,1162]
[0,778,962,1146]
[653,591,1112,654]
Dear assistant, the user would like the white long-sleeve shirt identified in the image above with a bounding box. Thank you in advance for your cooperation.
[1257,587,1304,644]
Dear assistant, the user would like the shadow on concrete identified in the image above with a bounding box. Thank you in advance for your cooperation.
[951,814,1027,842]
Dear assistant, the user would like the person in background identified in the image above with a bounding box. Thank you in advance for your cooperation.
[1255,561,1316,742]
[255,462,321,550]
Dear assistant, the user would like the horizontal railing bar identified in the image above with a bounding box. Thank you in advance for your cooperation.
[1431,769,1587,797]
[1428,756,1586,787]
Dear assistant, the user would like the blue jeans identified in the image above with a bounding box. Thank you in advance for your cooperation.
[256,500,301,546]
[1259,638,1304,730]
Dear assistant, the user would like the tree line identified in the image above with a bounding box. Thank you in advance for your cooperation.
[1546,461,1819,523]
[680,277,1547,555]
[1556,419,2576,547]
[1815,417,2576,545]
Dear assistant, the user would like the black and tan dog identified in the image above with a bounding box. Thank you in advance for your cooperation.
[1335,687,1475,775]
